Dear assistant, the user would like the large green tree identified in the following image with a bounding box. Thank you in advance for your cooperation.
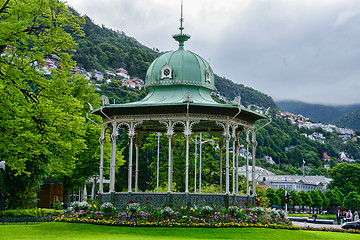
[329,163,360,197]
[0,0,100,208]
[343,191,360,212]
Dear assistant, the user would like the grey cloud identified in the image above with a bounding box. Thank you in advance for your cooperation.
[66,0,360,104]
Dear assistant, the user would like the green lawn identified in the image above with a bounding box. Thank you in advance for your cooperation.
[0,222,357,240]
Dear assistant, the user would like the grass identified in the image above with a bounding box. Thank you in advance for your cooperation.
[0,222,358,240]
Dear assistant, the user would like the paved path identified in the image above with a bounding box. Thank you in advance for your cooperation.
[291,221,342,229]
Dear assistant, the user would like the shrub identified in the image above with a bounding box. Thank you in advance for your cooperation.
[100,202,117,217]
[3,208,62,217]
[71,201,90,211]
[200,206,214,215]
[227,206,240,216]
[126,203,141,214]
[160,206,174,218]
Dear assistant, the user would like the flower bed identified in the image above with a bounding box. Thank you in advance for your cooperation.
[56,201,296,230]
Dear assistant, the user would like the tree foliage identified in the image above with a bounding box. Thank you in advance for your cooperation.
[0,0,100,208]
[329,163,360,197]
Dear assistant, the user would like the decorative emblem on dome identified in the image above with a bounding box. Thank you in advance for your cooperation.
[205,69,212,83]
[160,64,172,79]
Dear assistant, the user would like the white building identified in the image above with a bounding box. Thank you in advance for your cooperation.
[238,165,274,180]
[257,175,332,192]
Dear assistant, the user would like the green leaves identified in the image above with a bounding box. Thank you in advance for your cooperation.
[0,0,99,208]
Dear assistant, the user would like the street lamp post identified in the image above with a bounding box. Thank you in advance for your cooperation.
[0,161,5,225]
[93,173,99,200]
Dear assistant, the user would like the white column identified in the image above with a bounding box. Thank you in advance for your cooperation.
[167,135,173,192]
[252,131,257,196]
[199,132,202,193]
[135,138,140,192]
[219,138,223,194]
[185,133,190,193]
[157,133,161,192]
[170,139,175,192]
[99,124,106,194]
[128,135,134,192]
[232,139,236,194]
[217,121,231,195]
[184,118,194,193]
[246,130,250,196]
[236,139,240,195]
[109,122,118,192]
[194,135,197,193]
[160,120,175,193]
[225,134,230,194]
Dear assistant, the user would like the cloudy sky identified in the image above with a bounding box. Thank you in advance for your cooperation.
[65,0,360,105]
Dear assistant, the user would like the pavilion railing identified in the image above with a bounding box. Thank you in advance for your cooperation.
[99,192,255,210]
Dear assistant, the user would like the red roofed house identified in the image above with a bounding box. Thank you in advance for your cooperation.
[115,68,130,79]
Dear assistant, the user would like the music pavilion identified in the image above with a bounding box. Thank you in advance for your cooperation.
[90,12,268,208]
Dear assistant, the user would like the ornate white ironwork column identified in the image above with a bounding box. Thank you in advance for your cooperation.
[157,133,161,192]
[225,133,231,195]
[118,121,142,193]
[160,121,174,193]
[109,122,118,192]
[135,134,141,192]
[199,132,202,193]
[245,129,250,196]
[217,121,231,194]
[236,132,241,195]
[194,134,198,193]
[219,138,224,193]
[128,134,134,192]
[170,137,175,192]
[99,124,106,194]
[185,128,190,193]
[231,124,238,194]
[184,120,198,193]
[251,130,258,196]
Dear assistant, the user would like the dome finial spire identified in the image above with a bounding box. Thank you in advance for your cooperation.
[173,0,190,49]
[180,0,184,34]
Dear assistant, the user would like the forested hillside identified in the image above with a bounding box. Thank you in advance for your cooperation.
[276,100,360,130]
[69,8,276,109]
[69,8,158,79]
[214,75,276,108]
[333,108,360,130]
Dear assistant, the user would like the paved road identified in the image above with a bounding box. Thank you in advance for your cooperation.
[291,221,342,229]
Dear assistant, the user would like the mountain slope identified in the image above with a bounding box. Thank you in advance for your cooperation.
[69,8,276,109]
[215,75,276,108]
[333,108,360,130]
[276,100,360,124]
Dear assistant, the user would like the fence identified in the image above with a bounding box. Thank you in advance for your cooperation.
[100,192,255,210]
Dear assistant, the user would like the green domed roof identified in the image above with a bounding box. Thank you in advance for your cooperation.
[145,46,214,91]
[141,22,218,105]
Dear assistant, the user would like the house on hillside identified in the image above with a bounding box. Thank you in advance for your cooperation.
[40,58,57,75]
[93,70,104,81]
[121,77,145,90]
[262,155,276,165]
[115,68,130,79]
[322,152,331,161]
